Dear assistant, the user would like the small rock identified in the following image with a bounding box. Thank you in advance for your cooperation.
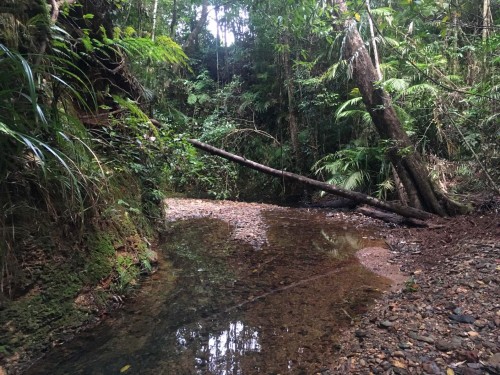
[457,350,479,362]
[473,319,487,329]
[435,337,462,352]
[399,342,412,349]
[379,320,394,328]
[355,330,368,338]
[422,361,441,374]
[466,363,482,369]
[486,353,500,370]
[461,368,482,375]
[449,314,475,324]
[381,361,392,370]
[408,331,435,344]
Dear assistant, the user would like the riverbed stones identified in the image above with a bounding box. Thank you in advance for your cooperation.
[333,211,499,375]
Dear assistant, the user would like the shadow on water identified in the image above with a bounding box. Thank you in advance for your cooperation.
[26,209,392,374]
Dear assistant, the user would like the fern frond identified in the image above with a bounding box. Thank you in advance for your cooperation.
[335,97,364,119]
[321,60,348,81]
[382,78,409,93]
[403,83,439,97]
[343,171,367,190]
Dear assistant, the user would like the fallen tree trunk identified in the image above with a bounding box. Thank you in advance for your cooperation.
[355,205,432,227]
[187,139,433,220]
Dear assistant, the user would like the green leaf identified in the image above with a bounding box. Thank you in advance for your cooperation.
[187,94,198,105]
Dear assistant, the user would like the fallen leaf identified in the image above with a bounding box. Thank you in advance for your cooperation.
[392,359,407,369]
[447,368,455,375]
[120,364,131,373]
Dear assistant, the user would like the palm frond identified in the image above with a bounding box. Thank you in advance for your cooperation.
[382,78,409,93]
[335,96,364,119]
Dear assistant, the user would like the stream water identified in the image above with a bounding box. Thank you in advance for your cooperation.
[26,208,392,374]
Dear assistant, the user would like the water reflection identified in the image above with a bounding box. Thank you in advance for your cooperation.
[176,321,260,375]
[314,229,364,259]
[25,209,392,375]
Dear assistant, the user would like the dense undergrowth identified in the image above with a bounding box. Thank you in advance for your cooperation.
[0,1,186,369]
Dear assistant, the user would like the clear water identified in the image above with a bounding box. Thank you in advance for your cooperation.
[25,208,391,374]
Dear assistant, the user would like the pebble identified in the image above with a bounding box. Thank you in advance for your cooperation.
[467,331,480,338]
[421,361,441,374]
[462,368,482,375]
[449,314,475,324]
[408,332,435,344]
[473,319,487,329]
[436,339,457,351]
[398,342,412,349]
[487,352,500,370]
[379,320,394,328]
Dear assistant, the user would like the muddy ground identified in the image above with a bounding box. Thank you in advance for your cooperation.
[165,198,499,375]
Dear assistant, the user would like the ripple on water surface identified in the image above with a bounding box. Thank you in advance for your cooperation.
[26,208,392,374]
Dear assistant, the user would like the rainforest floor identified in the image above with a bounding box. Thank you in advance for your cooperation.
[334,204,500,375]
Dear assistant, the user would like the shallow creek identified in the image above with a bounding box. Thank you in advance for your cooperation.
[26,208,392,374]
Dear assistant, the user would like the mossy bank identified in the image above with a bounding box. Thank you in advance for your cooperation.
[0,173,162,374]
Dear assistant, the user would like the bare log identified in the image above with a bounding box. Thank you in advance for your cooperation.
[355,205,432,227]
[187,139,433,220]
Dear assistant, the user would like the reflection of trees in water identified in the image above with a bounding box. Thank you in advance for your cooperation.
[28,210,386,374]
[313,229,363,259]
[175,320,260,375]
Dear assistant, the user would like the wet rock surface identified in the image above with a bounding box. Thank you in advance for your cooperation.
[334,211,499,375]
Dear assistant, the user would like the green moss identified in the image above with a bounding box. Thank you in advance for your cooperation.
[0,263,86,354]
[0,168,162,365]
[83,232,115,284]
[114,254,140,292]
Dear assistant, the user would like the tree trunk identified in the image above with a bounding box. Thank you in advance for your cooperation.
[183,0,209,52]
[332,0,465,216]
[482,0,492,41]
[366,0,382,81]
[282,32,301,169]
[151,0,159,41]
[169,0,177,38]
[187,138,432,220]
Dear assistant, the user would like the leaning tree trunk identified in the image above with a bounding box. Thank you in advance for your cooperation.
[183,0,209,52]
[333,0,465,216]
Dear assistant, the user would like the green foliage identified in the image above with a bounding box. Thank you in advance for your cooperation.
[313,144,393,198]
[115,254,139,292]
